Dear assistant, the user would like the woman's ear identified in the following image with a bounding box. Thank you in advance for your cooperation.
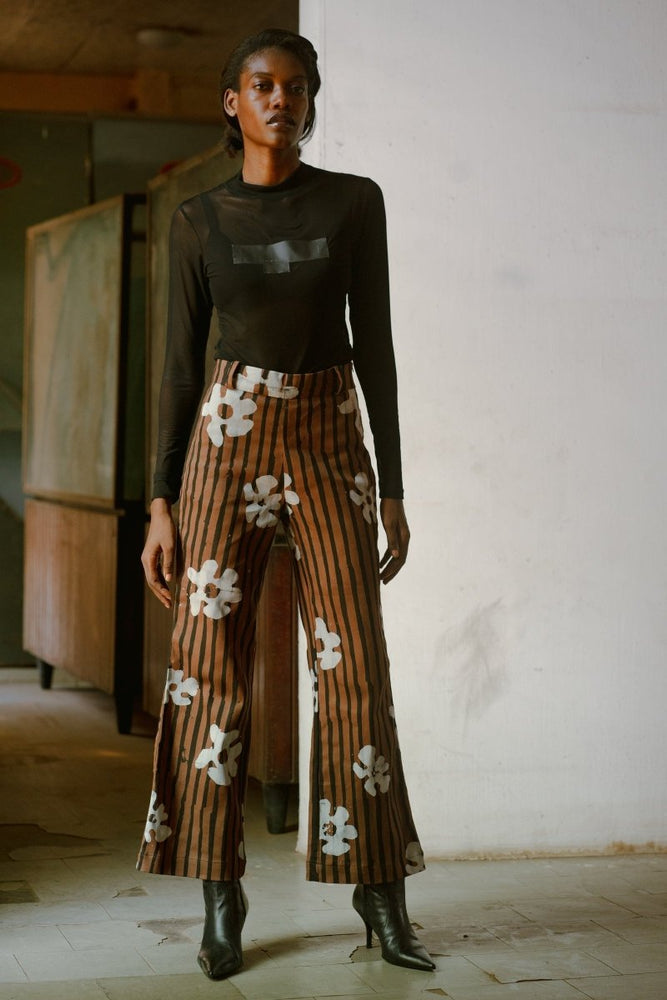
[223,88,238,118]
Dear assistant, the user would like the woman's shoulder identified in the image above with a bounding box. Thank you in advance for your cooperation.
[174,181,229,217]
[303,166,385,220]
[306,163,382,195]
[167,182,235,240]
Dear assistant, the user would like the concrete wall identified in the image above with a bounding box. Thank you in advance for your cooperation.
[297,0,667,856]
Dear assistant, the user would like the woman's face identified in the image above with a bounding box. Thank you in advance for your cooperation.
[224,48,310,153]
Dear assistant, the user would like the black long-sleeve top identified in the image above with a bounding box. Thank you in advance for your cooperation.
[153,161,404,501]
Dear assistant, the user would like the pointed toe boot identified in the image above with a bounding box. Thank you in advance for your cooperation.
[352,879,435,972]
[197,879,248,980]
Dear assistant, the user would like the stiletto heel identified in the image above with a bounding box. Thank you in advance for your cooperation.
[197,879,248,980]
[352,879,435,971]
[364,919,372,948]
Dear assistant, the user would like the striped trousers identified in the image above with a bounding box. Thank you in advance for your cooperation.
[137,359,425,884]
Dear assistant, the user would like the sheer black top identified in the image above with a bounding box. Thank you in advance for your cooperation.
[153,161,404,501]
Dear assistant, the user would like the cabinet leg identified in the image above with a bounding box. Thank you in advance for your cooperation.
[261,782,290,834]
[36,659,54,690]
[114,690,134,735]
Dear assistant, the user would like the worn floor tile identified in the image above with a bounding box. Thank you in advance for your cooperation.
[226,962,374,999]
[421,925,515,955]
[0,956,27,986]
[444,981,588,1000]
[425,905,532,928]
[316,993,445,1000]
[57,920,166,951]
[13,947,154,982]
[286,908,363,937]
[0,981,108,1000]
[0,860,71,883]
[465,947,618,983]
[0,902,110,927]
[592,914,667,944]
[613,870,667,894]
[99,895,204,921]
[0,925,71,955]
[592,890,667,918]
[508,898,635,925]
[570,971,667,1000]
[485,919,623,951]
[95,974,241,998]
[243,910,305,939]
[24,871,141,905]
[583,941,667,974]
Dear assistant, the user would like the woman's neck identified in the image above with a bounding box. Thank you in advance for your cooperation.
[240,146,301,187]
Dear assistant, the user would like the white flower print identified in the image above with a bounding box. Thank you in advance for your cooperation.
[338,388,363,436]
[244,474,282,527]
[201,385,257,446]
[349,472,377,523]
[319,798,358,856]
[283,474,300,515]
[187,560,242,620]
[315,617,342,671]
[243,473,301,528]
[285,523,301,561]
[236,366,299,399]
[143,791,172,844]
[405,841,426,874]
[194,725,242,786]
[163,667,199,706]
[309,666,319,713]
[238,841,246,860]
[353,744,391,796]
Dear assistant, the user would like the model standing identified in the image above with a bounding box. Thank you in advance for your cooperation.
[138,28,434,980]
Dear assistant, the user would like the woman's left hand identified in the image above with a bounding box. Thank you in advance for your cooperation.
[379,498,410,584]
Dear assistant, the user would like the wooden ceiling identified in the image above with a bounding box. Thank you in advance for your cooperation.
[0,0,298,76]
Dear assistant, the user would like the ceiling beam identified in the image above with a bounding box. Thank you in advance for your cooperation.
[0,70,221,121]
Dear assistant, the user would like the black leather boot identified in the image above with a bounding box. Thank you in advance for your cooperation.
[352,879,435,971]
[197,879,248,980]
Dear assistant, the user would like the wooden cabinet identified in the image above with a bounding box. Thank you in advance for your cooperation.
[23,498,143,732]
[22,195,146,732]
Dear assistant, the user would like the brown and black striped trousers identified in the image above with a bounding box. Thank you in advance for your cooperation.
[137,359,425,884]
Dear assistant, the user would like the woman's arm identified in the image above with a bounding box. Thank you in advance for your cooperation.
[348,178,404,501]
[152,205,213,502]
[348,179,409,581]
[379,498,410,584]
[141,498,177,608]
[142,204,212,604]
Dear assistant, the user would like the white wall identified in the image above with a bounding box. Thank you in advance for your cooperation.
[297,0,667,857]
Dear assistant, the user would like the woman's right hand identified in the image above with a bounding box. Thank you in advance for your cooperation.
[141,498,177,609]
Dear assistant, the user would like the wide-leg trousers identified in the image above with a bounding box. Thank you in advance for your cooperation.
[137,359,425,884]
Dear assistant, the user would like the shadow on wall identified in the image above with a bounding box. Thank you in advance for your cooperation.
[435,598,508,737]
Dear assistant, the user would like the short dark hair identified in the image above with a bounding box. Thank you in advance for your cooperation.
[219,28,321,154]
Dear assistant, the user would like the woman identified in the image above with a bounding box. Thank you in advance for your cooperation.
[138,27,434,980]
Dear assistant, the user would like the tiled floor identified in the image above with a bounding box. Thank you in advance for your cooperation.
[1,666,666,1000]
